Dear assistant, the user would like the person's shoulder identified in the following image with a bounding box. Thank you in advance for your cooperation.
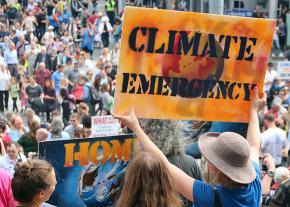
[0,154,8,164]
[64,125,71,131]
[277,127,287,135]
[0,168,12,180]
[61,131,70,139]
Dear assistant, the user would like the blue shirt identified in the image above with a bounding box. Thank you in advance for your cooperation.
[193,162,261,207]
[51,71,64,93]
[83,83,91,101]
[47,131,70,140]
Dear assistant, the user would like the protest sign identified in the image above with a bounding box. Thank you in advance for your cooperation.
[114,7,275,122]
[91,115,120,137]
[39,134,135,207]
[224,9,253,17]
[277,61,290,80]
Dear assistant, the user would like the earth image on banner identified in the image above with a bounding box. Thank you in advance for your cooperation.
[161,32,225,96]
[78,154,128,207]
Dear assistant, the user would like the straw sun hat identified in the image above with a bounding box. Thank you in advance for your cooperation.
[198,132,256,184]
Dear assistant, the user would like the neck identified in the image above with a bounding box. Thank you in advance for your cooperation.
[16,202,40,207]
[268,123,276,129]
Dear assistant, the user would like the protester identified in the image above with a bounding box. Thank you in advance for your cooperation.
[98,16,112,48]
[64,113,82,138]
[4,41,18,78]
[141,119,202,207]
[273,167,290,189]
[51,64,65,94]
[271,178,290,207]
[0,119,11,149]
[261,114,288,167]
[9,115,27,142]
[25,76,44,115]
[60,78,75,124]
[17,119,40,156]
[47,117,70,140]
[43,80,57,122]
[113,87,266,206]
[36,128,49,142]
[115,152,183,207]
[34,62,51,89]
[24,108,41,124]
[0,169,15,207]
[82,114,91,138]
[9,76,20,112]
[12,159,57,207]
[0,142,26,176]
[0,61,11,112]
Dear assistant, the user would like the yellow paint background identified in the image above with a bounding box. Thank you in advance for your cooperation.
[114,7,275,122]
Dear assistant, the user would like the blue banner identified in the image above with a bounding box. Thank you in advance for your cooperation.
[39,134,136,207]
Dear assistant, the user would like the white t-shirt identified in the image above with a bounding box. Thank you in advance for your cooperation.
[264,69,278,92]
[261,127,287,165]
[0,70,11,91]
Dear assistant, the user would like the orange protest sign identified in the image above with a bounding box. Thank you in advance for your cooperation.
[114,7,275,122]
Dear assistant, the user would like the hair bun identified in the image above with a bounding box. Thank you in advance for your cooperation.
[16,161,33,177]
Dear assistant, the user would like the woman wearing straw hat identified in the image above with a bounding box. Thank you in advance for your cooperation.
[113,87,273,207]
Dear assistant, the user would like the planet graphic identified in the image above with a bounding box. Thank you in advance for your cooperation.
[161,32,225,97]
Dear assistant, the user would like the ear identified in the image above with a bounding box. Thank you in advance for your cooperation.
[35,190,45,201]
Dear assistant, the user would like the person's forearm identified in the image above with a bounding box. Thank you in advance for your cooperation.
[261,171,275,194]
[247,109,261,151]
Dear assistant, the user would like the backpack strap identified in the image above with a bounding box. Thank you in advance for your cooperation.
[213,186,222,207]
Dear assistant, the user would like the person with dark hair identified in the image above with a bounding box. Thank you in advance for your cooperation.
[261,113,287,167]
[43,80,56,122]
[0,141,26,176]
[12,159,57,207]
[113,87,266,207]
[105,0,116,26]
[115,152,182,207]
[26,76,44,115]
[82,115,91,138]
[0,119,11,149]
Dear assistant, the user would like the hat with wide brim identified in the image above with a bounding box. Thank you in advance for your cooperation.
[198,132,256,184]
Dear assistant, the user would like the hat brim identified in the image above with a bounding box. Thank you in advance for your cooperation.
[198,133,256,184]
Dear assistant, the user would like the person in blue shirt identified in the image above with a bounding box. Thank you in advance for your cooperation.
[112,87,273,207]
[51,64,65,94]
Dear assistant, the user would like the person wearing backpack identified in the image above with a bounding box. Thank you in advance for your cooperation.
[82,76,100,115]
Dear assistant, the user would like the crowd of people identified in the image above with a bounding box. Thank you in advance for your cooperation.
[0,0,289,207]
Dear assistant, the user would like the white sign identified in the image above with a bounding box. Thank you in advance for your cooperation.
[91,116,120,137]
[277,61,290,79]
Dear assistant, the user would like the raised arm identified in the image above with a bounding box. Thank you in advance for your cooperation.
[246,87,266,164]
[112,110,195,201]
[261,153,276,194]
